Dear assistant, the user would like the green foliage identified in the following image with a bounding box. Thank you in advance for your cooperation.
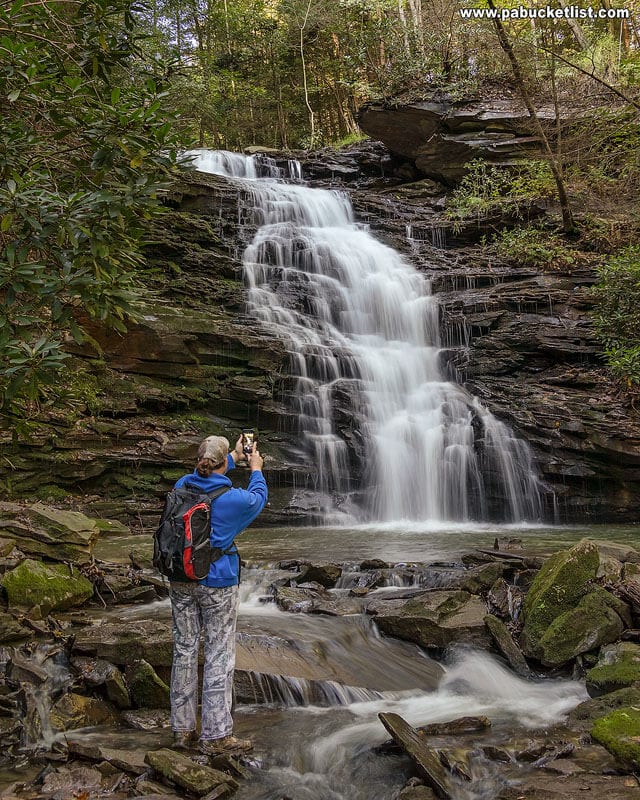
[446,159,556,223]
[0,0,184,418]
[592,246,640,386]
[494,227,578,269]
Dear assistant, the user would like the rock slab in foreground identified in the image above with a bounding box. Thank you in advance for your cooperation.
[378,712,451,799]
[144,748,237,796]
[591,707,640,770]
[368,590,488,649]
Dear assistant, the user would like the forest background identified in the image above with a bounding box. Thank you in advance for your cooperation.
[1,0,640,424]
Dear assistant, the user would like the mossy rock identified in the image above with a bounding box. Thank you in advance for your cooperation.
[569,687,640,729]
[587,642,640,697]
[126,659,170,709]
[536,588,627,667]
[591,706,640,770]
[520,539,599,658]
[1,558,94,616]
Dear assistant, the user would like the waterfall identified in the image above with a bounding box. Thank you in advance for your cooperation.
[188,150,545,523]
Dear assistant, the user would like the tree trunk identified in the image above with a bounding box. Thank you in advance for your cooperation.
[487,0,575,233]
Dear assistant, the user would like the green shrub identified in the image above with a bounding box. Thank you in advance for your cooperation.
[494,227,578,269]
[446,159,555,223]
[592,246,640,386]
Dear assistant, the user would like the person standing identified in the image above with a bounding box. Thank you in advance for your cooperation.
[169,434,267,755]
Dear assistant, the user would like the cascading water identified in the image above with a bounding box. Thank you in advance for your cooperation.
[187,150,546,523]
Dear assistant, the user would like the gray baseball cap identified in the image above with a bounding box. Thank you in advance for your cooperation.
[197,435,229,466]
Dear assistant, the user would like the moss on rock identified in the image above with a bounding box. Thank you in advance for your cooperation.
[1,558,94,616]
[50,693,118,732]
[591,706,640,770]
[126,659,170,709]
[535,589,626,667]
[587,642,640,697]
[521,539,599,658]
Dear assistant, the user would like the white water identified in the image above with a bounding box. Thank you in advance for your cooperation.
[188,150,545,523]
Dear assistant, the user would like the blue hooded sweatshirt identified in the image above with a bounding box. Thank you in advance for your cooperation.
[174,454,267,587]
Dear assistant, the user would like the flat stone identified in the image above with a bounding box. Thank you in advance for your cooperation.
[1,558,94,616]
[367,590,489,649]
[144,748,238,795]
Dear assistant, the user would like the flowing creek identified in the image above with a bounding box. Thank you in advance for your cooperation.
[68,523,637,798]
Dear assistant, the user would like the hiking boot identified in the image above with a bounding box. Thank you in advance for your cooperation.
[172,731,195,750]
[199,735,253,755]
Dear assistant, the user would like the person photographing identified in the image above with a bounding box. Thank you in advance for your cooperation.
[168,433,267,755]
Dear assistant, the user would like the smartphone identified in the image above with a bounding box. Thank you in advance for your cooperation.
[242,429,255,456]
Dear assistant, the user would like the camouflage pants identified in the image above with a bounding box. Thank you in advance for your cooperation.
[169,583,239,740]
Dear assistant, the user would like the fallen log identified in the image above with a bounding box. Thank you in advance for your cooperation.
[375,715,490,754]
[378,712,451,799]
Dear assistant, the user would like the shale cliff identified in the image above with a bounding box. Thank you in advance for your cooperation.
[1,128,639,524]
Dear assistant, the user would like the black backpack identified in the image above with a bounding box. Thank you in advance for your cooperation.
[153,484,232,582]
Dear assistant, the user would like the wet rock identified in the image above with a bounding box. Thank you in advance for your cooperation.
[591,706,640,770]
[40,765,103,798]
[273,585,328,613]
[73,621,174,667]
[535,588,628,667]
[0,502,99,563]
[456,562,507,594]
[296,563,342,587]
[7,651,49,684]
[50,693,118,732]
[1,559,94,617]
[122,709,171,730]
[144,748,237,795]
[520,540,600,659]
[497,772,640,799]
[72,657,131,709]
[586,642,640,696]
[568,687,640,730]
[0,613,31,643]
[126,660,170,709]
[67,740,148,775]
[484,615,531,677]
[397,781,437,800]
[360,559,389,570]
[367,590,489,650]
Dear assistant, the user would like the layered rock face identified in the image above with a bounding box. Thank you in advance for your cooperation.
[1,135,639,523]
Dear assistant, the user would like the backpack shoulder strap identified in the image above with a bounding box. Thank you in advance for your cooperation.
[206,486,231,502]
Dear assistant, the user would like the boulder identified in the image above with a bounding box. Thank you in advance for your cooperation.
[357,95,557,183]
[0,502,98,562]
[591,706,640,770]
[72,657,131,709]
[569,687,640,730]
[126,660,170,709]
[73,620,174,666]
[367,590,489,649]
[50,693,118,732]
[535,589,627,667]
[296,563,342,588]
[1,558,94,616]
[0,612,31,643]
[586,642,640,696]
[144,748,237,796]
[520,540,599,658]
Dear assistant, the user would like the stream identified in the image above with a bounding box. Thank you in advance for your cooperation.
[76,522,639,799]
